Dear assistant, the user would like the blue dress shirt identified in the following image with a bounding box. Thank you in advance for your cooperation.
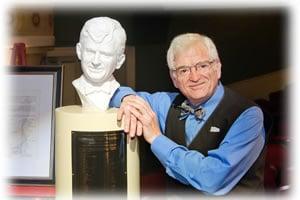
[110,83,265,195]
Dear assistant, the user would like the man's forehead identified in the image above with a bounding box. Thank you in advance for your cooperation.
[82,32,115,48]
[83,38,116,53]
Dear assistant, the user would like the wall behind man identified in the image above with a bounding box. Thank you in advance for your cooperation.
[54,7,287,92]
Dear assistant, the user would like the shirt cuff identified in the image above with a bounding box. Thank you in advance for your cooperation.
[151,134,179,167]
[109,87,136,108]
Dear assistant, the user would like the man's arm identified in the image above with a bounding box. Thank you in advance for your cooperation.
[110,87,136,108]
[110,86,177,137]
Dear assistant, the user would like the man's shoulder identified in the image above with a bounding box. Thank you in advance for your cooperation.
[223,86,256,106]
[150,91,179,102]
[72,76,86,93]
[72,76,83,86]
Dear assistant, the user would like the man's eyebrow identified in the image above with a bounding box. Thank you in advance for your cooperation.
[176,65,188,69]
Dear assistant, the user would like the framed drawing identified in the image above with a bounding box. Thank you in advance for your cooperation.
[6,66,62,184]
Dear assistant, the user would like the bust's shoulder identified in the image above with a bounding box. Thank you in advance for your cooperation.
[72,76,85,91]
[72,76,82,84]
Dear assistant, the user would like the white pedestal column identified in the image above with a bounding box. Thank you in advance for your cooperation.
[55,105,140,199]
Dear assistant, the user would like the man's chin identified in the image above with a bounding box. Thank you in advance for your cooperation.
[84,75,105,84]
[91,78,106,84]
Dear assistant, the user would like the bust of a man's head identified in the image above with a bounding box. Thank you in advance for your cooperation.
[73,17,127,111]
[76,17,126,85]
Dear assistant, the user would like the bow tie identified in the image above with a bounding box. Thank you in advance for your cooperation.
[177,100,206,121]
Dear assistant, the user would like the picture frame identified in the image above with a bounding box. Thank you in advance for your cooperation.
[6,65,62,184]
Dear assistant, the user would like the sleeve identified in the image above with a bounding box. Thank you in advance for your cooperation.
[151,106,265,195]
[110,86,163,108]
[110,86,136,108]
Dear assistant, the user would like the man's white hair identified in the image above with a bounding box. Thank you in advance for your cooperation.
[167,33,219,70]
[79,17,126,56]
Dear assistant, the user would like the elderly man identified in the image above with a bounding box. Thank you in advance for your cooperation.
[110,33,266,195]
[73,17,126,110]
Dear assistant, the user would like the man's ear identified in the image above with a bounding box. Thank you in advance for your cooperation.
[169,71,179,88]
[116,54,125,69]
[76,43,82,60]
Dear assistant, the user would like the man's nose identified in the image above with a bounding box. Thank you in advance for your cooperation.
[189,67,200,81]
[92,52,101,66]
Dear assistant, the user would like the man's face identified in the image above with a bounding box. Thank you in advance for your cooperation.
[171,42,221,105]
[79,37,119,84]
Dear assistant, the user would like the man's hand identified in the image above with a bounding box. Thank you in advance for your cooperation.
[117,95,161,144]
[117,95,143,138]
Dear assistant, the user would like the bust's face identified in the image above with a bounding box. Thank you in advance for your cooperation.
[79,37,118,84]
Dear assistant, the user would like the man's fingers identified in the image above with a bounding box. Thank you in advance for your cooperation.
[117,107,124,121]
[129,114,137,138]
[123,96,152,115]
[121,98,157,128]
[136,121,143,136]
[119,95,159,139]
[123,108,131,133]
[124,101,150,119]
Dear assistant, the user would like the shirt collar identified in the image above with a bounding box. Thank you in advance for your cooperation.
[79,76,119,96]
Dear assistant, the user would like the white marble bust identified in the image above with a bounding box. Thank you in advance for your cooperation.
[72,17,126,111]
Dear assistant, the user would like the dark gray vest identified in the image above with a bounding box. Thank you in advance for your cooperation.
[164,87,266,194]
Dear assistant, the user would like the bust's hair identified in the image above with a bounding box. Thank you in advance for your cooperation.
[79,17,126,55]
[166,33,219,70]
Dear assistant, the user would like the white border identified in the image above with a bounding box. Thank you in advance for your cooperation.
[0,0,298,199]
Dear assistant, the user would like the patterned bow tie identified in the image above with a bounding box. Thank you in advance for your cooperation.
[177,100,206,121]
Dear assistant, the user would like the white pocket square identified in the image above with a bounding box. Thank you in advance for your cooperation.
[210,126,220,133]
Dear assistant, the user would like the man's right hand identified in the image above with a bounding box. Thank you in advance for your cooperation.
[117,95,161,144]
[117,95,143,138]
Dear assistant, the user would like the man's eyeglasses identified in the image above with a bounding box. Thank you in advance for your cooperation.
[172,60,216,78]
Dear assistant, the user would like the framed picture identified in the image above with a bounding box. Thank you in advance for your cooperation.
[6,65,62,184]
